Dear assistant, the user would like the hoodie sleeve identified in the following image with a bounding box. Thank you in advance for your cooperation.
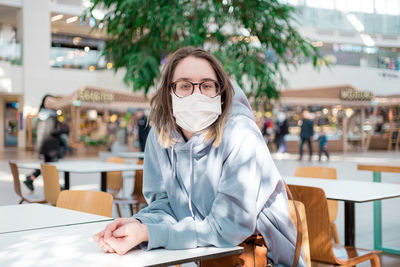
[133,129,178,226]
[140,120,265,250]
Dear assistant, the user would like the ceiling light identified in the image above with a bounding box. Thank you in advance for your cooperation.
[51,14,64,22]
[92,9,105,20]
[66,16,78,24]
[346,13,364,32]
[72,37,82,45]
[84,46,90,52]
[360,34,375,47]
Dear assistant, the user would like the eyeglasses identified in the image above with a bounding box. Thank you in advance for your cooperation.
[170,80,221,98]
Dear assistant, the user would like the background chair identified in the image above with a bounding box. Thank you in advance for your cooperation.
[288,200,311,267]
[40,163,62,205]
[9,161,46,204]
[294,166,340,244]
[56,190,113,217]
[288,184,380,266]
[106,157,124,197]
[113,158,147,216]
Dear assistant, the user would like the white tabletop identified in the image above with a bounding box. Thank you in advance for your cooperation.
[285,176,400,203]
[17,160,143,173]
[118,152,145,159]
[0,221,243,267]
[0,204,112,234]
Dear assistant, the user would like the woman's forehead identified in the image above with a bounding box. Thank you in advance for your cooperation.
[172,56,217,81]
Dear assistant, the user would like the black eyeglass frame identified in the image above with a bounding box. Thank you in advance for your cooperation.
[170,80,222,98]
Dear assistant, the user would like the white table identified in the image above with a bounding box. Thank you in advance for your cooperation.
[17,160,143,192]
[0,220,243,267]
[0,204,112,234]
[118,152,145,159]
[285,176,400,247]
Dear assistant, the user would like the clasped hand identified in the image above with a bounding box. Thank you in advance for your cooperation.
[93,217,149,255]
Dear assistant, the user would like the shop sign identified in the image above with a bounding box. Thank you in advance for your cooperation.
[340,89,373,101]
[78,90,114,103]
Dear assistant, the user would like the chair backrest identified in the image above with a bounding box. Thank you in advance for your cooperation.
[56,190,113,217]
[288,184,337,264]
[288,200,311,267]
[294,167,337,180]
[294,167,338,222]
[9,161,23,198]
[106,157,124,192]
[40,164,61,205]
[133,159,146,205]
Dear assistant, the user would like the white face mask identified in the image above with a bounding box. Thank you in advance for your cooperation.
[171,93,222,133]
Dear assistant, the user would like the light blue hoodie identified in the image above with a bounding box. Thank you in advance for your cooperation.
[134,82,305,267]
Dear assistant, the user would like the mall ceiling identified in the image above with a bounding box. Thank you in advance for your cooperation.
[0,3,107,39]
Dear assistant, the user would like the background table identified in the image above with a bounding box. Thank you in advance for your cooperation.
[0,204,112,234]
[285,176,400,247]
[17,160,143,192]
[118,152,145,159]
[358,164,400,254]
[0,220,243,267]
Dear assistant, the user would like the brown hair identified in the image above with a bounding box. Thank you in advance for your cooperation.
[150,47,233,148]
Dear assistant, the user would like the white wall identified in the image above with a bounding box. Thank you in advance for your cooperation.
[281,63,400,95]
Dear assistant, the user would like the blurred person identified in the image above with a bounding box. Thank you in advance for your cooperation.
[135,109,151,152]
[24,95,62,191]
[298,110,314,161]
[316,129,329,162]
[93,47,304,266]
[262,116,273,144]
[274,111,289,153]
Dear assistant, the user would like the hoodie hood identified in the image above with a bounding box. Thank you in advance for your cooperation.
[230,79,255,122]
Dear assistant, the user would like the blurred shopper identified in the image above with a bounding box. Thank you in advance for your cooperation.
[24,95,62,191]
[316,129,330,161]
[274,111,289,153]
[93,47,303,266]
[58,121,72,157]
[299,110,314,161]
[135,109,150,152]
[262,116,273,144]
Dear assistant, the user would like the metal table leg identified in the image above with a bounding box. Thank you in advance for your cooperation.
[64,171,70,189]
[345,201,355,246]
[101,171,107,192]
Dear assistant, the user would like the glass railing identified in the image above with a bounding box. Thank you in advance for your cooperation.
[0,41,108,70]
[49,46,108,70]
[0,42,21,65]
[294,6,400,35]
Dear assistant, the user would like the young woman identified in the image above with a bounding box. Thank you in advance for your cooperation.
[94,47,304,266]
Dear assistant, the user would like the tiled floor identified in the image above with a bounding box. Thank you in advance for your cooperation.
[1,147,399,266]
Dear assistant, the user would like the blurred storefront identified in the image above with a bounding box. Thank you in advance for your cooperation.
[0,93,24,149]
[27,86,151,153]
[277,85,400,152]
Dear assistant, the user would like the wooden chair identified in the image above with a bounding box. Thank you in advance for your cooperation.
[106,157,124,196]
[294,166,340,244]
[40,163,62,205]
[288,200,311,267]
[8,161,46,204]
[113,158,147,216]
[288,184,381,267]
[387,129,400,151]
[56,190,113,217]
[131,158,147,213]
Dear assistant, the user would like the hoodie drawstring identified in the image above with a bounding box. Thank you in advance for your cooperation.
[170,143,195,220]
[188,142,195,220]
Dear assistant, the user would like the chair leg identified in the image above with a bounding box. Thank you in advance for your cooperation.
[115,203,122,217]
[136,203,141,214]
[370,254,381,267]
[19,199,24,204]
[331,222,340,244]
[129,204,134,216]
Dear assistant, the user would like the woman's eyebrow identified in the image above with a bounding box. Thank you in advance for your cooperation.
[174,77,217,82]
